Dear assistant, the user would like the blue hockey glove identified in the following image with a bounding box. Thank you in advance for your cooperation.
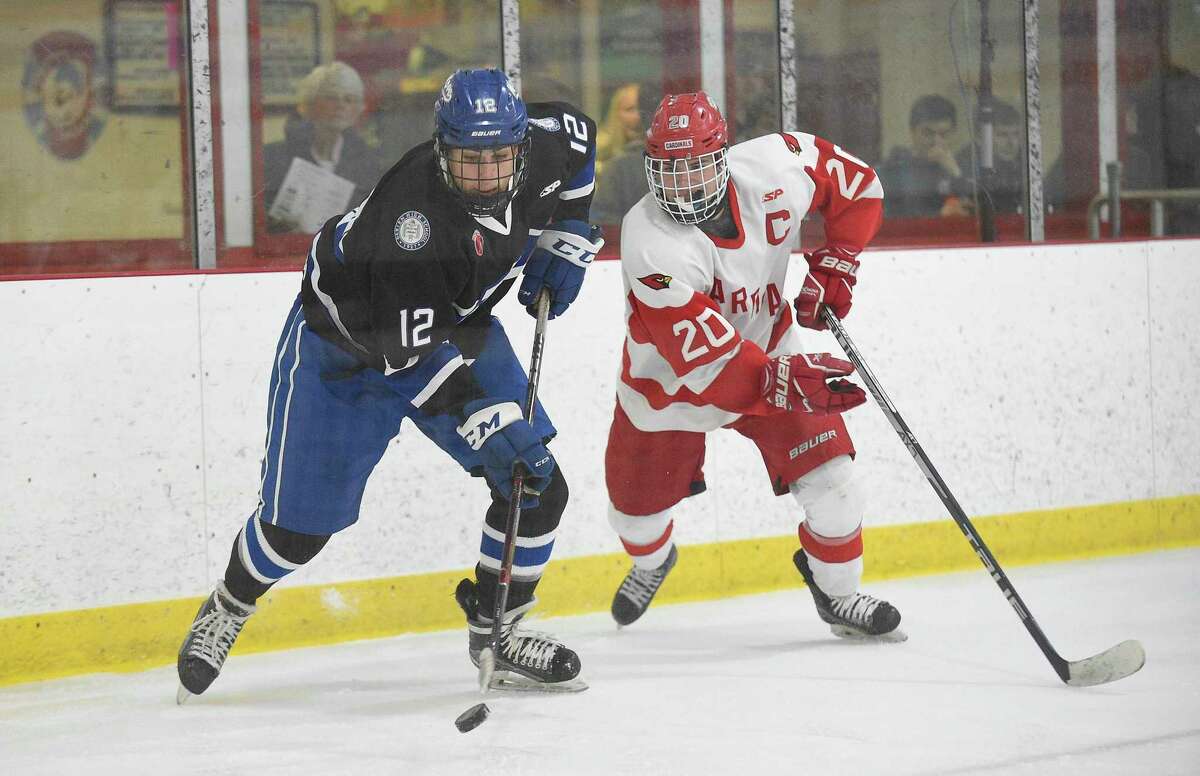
[517,220,604,319]
[457,399,555,507]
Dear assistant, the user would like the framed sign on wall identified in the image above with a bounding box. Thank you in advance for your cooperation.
[104,0,184,111]
[260,0,323,109]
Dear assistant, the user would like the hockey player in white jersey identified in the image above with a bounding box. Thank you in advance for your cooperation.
[606,92,904,641]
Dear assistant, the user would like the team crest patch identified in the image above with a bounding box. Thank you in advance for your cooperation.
[638,273,673,290]
[472,229,484,256]
[394,211,431,250]
[529,116,561,132]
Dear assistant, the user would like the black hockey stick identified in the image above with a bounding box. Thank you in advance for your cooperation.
[478,289,552,693]
[821,307,1145,686]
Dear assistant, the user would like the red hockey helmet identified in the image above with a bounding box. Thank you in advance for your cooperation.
[643,92,730,224]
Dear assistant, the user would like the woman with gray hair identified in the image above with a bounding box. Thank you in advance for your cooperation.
[263,61,382,233]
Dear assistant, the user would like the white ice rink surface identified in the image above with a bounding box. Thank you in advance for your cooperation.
[2,548,1197,776]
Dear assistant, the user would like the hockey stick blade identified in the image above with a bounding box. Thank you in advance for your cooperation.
[477,646,496,694]
[821,309,1146,687]
[1064,639,1145,687]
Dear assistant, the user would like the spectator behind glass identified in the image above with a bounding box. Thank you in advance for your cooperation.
[877,94,970,218]
[1128,63,1200,234]
[957,100,1024,214]
[263,61,382,233]
[590,82,659,226]
[596,83,644,172]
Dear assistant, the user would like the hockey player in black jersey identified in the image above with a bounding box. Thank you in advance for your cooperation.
[176,69,602,701]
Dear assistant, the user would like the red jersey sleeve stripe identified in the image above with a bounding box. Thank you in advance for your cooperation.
[621,339,771,416]
[627,290,742,376]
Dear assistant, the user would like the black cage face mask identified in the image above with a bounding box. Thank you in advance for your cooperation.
[436,137,531,217]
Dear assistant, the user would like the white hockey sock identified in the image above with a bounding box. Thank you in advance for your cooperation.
[790,455,865,598]
[608,503,674,570]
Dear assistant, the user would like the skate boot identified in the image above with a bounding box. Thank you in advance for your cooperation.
[793,549,906,642]
[455,579,585,693]
[611,544,677,627]
[176,580,256,703]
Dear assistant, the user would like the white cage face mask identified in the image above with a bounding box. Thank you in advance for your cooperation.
[644,149,729,225]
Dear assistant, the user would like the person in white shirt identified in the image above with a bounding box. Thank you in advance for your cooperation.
[606,92,904,642]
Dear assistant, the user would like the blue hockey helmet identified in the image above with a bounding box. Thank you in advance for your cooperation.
[433,68,531,216]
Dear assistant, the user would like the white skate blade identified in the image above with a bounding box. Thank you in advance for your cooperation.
[1065,639,1145,687]
[830,624,908,643]
[489,674,589,694]
[176,685,192,705]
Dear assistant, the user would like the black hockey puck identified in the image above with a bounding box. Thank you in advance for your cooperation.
[455,702,490,733]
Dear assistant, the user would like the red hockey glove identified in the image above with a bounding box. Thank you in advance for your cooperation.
[761,353,867,415]
[795,246,860,330]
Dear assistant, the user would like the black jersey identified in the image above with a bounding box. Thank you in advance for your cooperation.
[299,101,597,415]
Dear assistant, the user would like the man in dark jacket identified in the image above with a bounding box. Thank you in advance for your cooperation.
[263,61,382,232]
[877,95,969,218]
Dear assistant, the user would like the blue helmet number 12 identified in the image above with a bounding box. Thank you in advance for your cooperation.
[474,97,497,113]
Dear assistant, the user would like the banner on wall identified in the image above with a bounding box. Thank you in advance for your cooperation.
[21,31,108,161]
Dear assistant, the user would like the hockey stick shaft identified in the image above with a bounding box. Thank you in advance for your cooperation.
[485,290,552,686]
[821,308,1072,682]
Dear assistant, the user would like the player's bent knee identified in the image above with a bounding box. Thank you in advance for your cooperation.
[488,465,569,540]
[534,465,569,519]
[258,520,331,565]
[520,465,566,530]
[789,455,864,539]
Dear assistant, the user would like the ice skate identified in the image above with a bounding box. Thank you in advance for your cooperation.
[611,544,678,627]
[455,579,587,693]
[176,580,256,703]
[793,549,906,642]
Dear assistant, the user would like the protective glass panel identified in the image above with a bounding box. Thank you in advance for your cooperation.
[217,0,501,268]
[729,0,781,143]
[1150,0,1200,236]
[793,0,1030,248]
[1041,0,1104,239]
[0,0,193,276]
[1037,0,1198,240]
[518,0,680,232]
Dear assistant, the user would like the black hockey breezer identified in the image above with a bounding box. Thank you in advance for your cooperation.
[611,544,677,627]
[176,581,256,702]
[455,579,581,687]
[793,549,904,640]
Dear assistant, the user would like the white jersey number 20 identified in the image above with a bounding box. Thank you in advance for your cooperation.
[672,307,735,362]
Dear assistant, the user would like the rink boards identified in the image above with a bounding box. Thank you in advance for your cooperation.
[1,239,1198,684]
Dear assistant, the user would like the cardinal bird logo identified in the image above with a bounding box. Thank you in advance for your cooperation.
[638,273,673,290]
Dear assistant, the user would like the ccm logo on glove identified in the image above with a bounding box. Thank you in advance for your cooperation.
[518,220,604,319]
[456,398,555,507]
[457,402,524,450]
[545,233,600,267]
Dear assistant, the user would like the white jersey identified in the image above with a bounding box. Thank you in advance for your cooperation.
[616,131,884,432]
